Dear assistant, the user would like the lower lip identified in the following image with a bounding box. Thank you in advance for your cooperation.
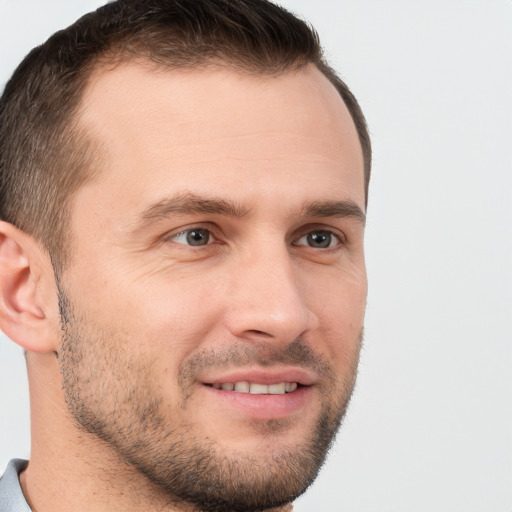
[202,385,311,420]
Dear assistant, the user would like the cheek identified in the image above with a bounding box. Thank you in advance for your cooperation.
[92,268,228,357]
[305,269,366,362]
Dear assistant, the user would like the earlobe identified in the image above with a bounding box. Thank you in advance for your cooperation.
[0,221,58,353]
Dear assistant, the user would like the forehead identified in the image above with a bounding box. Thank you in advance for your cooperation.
[74,62,364,222]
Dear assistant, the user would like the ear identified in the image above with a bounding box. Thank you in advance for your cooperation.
[0,221,60,353]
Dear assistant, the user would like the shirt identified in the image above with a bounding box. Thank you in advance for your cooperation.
[0,460,31,512]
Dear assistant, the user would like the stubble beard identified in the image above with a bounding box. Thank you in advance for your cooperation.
[56,287,362,512]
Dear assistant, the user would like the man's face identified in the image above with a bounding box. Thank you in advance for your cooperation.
[57,63,367,511]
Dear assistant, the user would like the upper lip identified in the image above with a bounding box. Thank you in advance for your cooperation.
[200,366,317,386]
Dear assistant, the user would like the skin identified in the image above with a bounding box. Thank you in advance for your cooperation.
[0,62,366,512]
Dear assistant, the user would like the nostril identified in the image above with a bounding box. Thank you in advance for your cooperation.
[247,329,272,337]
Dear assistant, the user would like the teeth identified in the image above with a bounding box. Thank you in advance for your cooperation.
[234,381,250,393]
[268,383,286,394]
[250,383,268,394]
[212,381,298,394]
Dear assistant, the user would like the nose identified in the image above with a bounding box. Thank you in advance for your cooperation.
[224,243,319,345]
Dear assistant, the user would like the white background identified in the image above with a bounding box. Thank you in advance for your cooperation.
[0,1,511,511]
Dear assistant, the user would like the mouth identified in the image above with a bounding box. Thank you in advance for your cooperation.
[206,381,299,394]
[197,368,316,420]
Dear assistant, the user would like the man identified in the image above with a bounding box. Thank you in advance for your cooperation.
[0,0,371,511]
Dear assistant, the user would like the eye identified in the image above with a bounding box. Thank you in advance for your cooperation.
[171,228,212,246]
[295,230,341,249]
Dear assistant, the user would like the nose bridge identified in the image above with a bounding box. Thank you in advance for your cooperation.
[225,240,318,343]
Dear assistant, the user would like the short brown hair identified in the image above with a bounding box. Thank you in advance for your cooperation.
[0,0,371,270]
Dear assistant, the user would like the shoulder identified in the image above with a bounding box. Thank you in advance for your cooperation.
[0,460,31,512]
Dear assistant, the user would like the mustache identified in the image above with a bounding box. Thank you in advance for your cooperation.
[178,339,337,390]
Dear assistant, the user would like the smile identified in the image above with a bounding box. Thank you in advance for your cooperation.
[209,382,299,394]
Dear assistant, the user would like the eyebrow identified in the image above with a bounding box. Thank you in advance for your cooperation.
[138,193,251,226]
[301,200,366,225]
[136,193,365,229]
